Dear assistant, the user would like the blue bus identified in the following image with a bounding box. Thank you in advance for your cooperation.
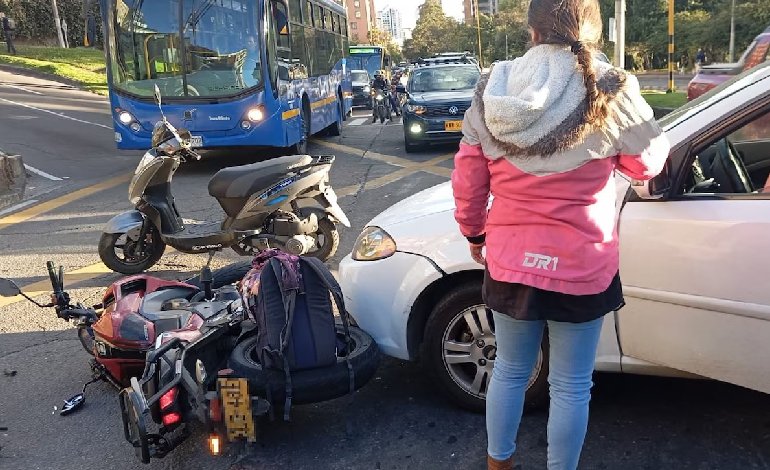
[100,0,353,152]
[348,45,391,79]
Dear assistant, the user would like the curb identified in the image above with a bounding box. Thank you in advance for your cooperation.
[0,63,101,95]
[0,149,26,211]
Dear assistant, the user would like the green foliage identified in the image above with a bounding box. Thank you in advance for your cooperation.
[0,0,102,48]
[641,90,688,108]
[0,45,107,94]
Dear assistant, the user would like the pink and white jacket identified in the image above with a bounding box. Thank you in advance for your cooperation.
[452,45,670,295]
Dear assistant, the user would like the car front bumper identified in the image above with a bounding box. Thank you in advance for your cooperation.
[338,252,444,361]
[403,114,463,144]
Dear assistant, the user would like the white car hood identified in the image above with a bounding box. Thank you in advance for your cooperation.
[368,182,455,228]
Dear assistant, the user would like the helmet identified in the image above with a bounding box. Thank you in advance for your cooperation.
[374,70,384,77]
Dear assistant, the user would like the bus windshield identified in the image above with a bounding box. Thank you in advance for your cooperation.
[112,0,262,99]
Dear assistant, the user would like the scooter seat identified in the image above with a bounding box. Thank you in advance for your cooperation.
[139,287,198,335]
[208,154,313,200]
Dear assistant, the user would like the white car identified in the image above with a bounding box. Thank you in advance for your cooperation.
[339,62,770,412]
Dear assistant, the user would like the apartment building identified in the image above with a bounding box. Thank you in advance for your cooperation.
[344,0,377,43]
[377,6,403,43]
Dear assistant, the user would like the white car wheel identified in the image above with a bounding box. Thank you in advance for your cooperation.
[422,280,549,413]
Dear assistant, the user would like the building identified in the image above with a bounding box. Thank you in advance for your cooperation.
[463,0,499,21]
[377,6,403,44]
[344,0,377,43]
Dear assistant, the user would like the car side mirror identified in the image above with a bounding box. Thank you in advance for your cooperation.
[631,160,672,199]
[0,278,20,297]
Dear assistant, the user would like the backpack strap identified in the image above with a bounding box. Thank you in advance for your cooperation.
[302,258,355,396]
[269,257,299,421]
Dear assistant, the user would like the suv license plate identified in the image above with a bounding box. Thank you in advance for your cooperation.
[444,121,463,132]
[190,135,203,148]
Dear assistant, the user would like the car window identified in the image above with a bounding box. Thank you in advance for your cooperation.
[681,108,770,195]
[409,67,480,92]
[352,72,369,83]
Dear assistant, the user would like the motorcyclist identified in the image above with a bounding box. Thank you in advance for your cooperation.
[371,70,390,122]
[390,74,402,116]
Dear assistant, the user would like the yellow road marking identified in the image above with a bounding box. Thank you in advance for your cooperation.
[0,247,180,309]
[0,173,132,231]
[335,153,454,197]
[315,140,454,179]
[0,259,114,309]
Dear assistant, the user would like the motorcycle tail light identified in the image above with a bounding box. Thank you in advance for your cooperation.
[208,434,222,455]
[162,411,182,427]
[159,387,178,411]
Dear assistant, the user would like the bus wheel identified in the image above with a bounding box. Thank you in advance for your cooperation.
[290,103,309,155]
[327,98,343,137]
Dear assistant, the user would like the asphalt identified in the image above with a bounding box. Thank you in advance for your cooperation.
[0,69,769,470]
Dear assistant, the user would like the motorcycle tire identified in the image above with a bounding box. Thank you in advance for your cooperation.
[379,106,386,124]
[184,260,253,289]
[306,218,339,262]
[228,326,380,405]
[98,227,166,275]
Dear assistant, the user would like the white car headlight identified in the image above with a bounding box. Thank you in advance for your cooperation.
[352,226,397,261]
[363,85,371,93]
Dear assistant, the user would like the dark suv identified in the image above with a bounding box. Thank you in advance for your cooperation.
[398,58,481,152]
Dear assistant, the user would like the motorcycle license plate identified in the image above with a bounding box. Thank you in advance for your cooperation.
[444,121,463,132]
[190,135,203,148]
[218,378,256,442]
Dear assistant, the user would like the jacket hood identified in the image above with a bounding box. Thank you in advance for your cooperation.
[476,44,626,158]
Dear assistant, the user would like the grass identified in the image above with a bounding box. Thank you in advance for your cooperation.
[641,90,688,109]
[0,45,108,95]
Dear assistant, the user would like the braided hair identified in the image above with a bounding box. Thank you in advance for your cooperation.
[527,0,621,129]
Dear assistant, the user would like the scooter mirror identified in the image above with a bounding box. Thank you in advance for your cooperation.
[60,393,85,416]
[0,278,21,297]
[154,84,162,108]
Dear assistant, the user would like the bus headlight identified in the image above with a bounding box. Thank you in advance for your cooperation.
[247,107,265,122]
[130,122,141,132]
[118,111,134,125]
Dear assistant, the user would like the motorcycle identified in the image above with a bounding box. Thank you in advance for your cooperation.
[0,259,251,416]
[371,88,392,124]
[99,85,350,275]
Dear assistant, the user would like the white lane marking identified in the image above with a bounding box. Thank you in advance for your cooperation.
[1,84,43,95]
[24,164,65,181]
[348,118,367,126]
[0,96,112,130]
[0,199,38,216]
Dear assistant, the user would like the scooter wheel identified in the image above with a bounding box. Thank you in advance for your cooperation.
[98,229,166,275]
[306,218,339,262]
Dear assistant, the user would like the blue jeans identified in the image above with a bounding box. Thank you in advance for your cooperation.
[486,313,604,469]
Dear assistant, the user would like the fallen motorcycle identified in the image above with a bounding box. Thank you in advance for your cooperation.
[99,85,350,275]
[0,260,251,415]
[119,251,381,463]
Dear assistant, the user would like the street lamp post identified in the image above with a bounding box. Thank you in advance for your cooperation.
[729,0,736,62]
[667,0,675,92]
[473,0,484,66]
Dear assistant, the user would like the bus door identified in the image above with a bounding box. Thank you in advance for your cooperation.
[267,0,300,145]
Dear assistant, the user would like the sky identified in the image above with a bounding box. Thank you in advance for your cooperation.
[378,0,465,30]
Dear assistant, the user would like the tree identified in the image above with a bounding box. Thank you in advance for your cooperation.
[402,0,460,59]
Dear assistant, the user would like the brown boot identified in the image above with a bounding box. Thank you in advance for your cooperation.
[487,455,514,470]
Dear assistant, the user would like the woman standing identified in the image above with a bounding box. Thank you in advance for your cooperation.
[451,1,670,469]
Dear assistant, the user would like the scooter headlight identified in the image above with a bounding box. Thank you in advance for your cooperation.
[352,226,397,261]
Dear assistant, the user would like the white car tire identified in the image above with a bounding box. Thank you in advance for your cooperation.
[421,280,549,413]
